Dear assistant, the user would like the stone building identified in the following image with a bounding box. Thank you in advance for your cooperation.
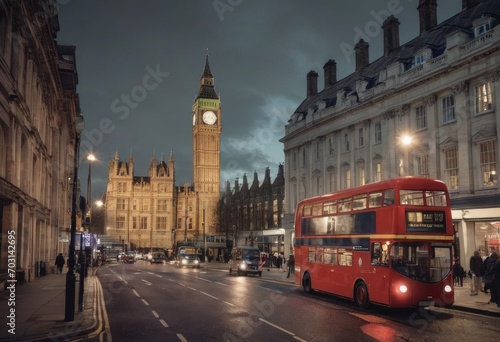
[104,56,222,256]
[219,165,287,257]
[280,0,500,264]
[0,1,81,283]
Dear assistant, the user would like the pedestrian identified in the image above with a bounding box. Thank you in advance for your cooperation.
[277,254,283,270]
[286,255,295,278]
[484,251,499,304]
[487,253,500,306]
[55,253,65,274]
[469,250,483,295]
[453,259,464,287]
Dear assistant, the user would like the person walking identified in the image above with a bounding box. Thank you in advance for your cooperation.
[469,250,483,295]
[484,251,499,304]
[286,255,295,278]
[482,251,497,294]
[453,259,465,287]
[55,253,65,274]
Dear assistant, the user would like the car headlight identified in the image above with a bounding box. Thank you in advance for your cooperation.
[181,259,187,264]
[194,260,199,264]
[239,262,247,270]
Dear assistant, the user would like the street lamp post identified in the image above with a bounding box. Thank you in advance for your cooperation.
[202,209,206,262]
[399,134,413,176]
[65,114,84,322]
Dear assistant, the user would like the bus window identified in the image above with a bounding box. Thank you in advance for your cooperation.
[324,248,338,265]
[312,204,323,216]
[323,201,337,215]
[353,194,367,210]
[338,250,353,266]
[371,242,388,266]
[426,191,447,206]
[303,205,312,217]
[338,198,352,212]
[400,190,424,205]
[369,192,383,207]
[383,189,394,205]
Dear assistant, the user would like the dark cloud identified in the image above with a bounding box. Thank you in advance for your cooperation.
[56,0,462,201]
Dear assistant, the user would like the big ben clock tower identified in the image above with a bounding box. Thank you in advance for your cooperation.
[192,54,221,200]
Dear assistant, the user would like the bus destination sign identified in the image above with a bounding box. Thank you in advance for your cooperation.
[406,211,446,233]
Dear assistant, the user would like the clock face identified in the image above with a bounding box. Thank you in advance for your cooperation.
[193,114,196,126]
[202,111,217,125]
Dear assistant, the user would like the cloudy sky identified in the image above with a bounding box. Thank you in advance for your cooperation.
[56,0,462,202]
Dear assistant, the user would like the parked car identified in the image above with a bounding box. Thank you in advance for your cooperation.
[175,254,201,268]
[150,253,166,264]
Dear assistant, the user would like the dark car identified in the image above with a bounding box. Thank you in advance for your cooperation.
[150,253,166,264]
[176,254,201,268]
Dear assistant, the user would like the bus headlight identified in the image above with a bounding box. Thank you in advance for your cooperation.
[444,285,452,293]
[399,285,408,293]
[239,262,247,270]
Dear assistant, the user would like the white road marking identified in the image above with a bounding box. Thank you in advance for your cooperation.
[259,317,307,342]
[199,291,218,300]
[214,282,228,287]
[142,299,149,306]
[222,301,235,307]
[152,310,159,318]
[132,289,140,297]
[187,286,197,291]
[177,333,187,342]
[159,319,169,328]
[198,277,212,283]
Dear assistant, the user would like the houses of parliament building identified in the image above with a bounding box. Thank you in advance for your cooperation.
[103,56,222,255]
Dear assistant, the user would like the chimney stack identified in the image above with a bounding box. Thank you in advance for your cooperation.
[418,0,438,35]
[382,15,400,56]
[354,39,370,72]
[323,59,337,88]
[462,0,483,10]
[306,70,318,97]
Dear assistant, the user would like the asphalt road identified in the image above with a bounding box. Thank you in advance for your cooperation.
[97,261,500,342]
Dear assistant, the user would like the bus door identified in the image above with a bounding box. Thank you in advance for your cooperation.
[369,242,390,305]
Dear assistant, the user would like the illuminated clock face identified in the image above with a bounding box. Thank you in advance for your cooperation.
[202,111,217,125]
[193,114,196,126]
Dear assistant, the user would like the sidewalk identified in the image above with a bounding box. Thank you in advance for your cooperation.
[1,263,498,342]
[0,269,104,342]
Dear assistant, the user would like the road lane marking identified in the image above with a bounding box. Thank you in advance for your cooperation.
[177,333,187,342]
[259,318,307,342]
[198,277,212,283]
[152,310,159,318]
[159,319,169,328]
[222,301,235,307]
[142,299,149,306]
[199,291,218,300]
[187,286,197,291]
[214,282,228,287]
[132,289,140,297]
[141,279,153,286]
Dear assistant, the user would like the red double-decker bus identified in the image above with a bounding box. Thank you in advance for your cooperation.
[294,177,454,308]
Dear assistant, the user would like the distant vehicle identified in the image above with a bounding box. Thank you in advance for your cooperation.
[124,252,136,264]
[150,253,166,264]
[229,246,262,277]
[175,254,200,268]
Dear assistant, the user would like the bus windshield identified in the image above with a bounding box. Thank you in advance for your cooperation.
[390,242,452,283]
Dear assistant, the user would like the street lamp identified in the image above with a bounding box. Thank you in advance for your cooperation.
[65,114,84,322]
[399,133,413,176]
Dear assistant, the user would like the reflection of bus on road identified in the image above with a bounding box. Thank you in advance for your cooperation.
[294,177,454,308]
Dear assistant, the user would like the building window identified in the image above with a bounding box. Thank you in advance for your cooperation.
[444,147,459,190]
[117,182,127,192]
[415,105,427,130]
[358,128,364,147]
[116,216,125,229]
[132,217,137,229]
[476,82,493,113]
[442,95,455,123]
[140,217,148,229]
[316,141,320,160]
[358,166,365,186]
[302,147,306,167]
[475,21,492,37]
[417,154,429,177]
[143,200,149,211]
[374,122,382,144]
[293,152,297,170]
[329,172,335,192]
[345,133,350,152]
[480,140,497,186]
[156,216,167,230]
[188,218,193,230]
[117,199,126,210]
[133,201,137,210]
[344,169,351,189]
[157,199,167,211]
[374,162,382,182]
[177,218,182,230]
[329,137,334,155]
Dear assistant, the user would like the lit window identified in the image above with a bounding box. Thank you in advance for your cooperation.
[480,141,497,186]
[444,147,459,190]
[476,82,492,113]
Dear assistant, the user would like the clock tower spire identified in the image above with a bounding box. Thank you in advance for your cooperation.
[192,53,221,197]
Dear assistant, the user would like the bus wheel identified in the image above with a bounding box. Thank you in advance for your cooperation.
[303,272,313,293]
[354,281,370,309]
